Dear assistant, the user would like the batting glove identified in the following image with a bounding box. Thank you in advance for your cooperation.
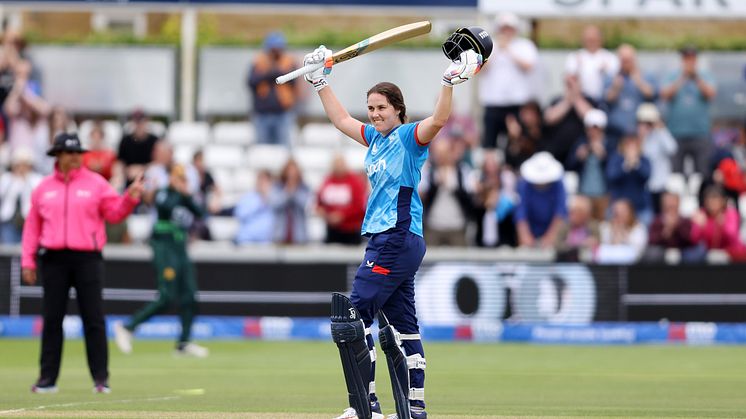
[303,45,333,92]
[442,49,483,87]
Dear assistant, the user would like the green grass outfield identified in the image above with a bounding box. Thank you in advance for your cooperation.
[1,339,745,418]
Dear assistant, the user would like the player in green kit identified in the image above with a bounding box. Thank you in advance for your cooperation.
[114,164,208,358]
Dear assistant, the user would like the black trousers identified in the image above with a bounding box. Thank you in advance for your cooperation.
[482,104,521,149]
[39,249,108,384]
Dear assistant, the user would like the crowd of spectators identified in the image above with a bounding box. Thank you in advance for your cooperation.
[1,23,745,265]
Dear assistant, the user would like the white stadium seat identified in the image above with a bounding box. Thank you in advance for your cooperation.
[246,144,290,173]
[303,169,326,192]
[679,194,699,217]
[563,171,579,195]
[233,168,257,193]
[173,145,196,164]
[204,145,245,169]
[307,215,327,243]
[301,122,344,147]
[207,216,239,242]
[126,214,153,244]
[293,146,333,172]
[343,147,368,173]
[665,173,687,195]
[167,121,210,145]
[212,121,255,146]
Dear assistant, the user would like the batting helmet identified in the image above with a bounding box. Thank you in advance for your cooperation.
[442,26,493,63]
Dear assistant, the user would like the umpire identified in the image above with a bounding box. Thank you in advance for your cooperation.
[21,133,144,394]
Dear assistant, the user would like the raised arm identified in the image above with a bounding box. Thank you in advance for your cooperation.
[418,49,483,145]
[303,46,366,146]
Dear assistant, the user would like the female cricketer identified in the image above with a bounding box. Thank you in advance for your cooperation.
[304,27,492,419]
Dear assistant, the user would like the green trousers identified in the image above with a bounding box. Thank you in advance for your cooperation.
[126,235,197,344]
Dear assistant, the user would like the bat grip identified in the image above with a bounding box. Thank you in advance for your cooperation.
[275,62,324,84]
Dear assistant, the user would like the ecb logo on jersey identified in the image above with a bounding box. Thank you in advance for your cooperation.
[366,159,387,177]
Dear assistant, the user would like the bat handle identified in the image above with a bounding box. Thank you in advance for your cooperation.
[275,62,323,84]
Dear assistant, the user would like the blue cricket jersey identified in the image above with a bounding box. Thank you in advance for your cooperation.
[360,122,429,237]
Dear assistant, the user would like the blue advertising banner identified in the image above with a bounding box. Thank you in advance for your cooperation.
[4,315,746,345]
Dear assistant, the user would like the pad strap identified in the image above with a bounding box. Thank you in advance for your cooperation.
[406,354,426,370]
[399,333,421,341]
[409,387,425,401]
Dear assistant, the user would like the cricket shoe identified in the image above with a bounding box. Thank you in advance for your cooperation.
[31,379,58,394]
[334,407,385,419]
[175,342,209,358]
[113,321,133,354]
[387,407,427,419]
[93,381,111,394]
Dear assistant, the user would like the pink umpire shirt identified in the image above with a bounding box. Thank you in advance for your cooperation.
[21,165,139,269]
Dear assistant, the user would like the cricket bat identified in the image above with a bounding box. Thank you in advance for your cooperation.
[275,21,432,84]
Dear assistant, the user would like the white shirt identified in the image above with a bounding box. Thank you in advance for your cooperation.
[642,127,678,192]
[478,37,538,106]
[564,48,619,100]
[0,171,43,222]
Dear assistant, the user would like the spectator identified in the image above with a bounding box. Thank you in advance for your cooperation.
[504,101,545,170]
[564,25,619,101]
[191,150,222,215]
[143,141,199,206]
[660,45,717,176]
[637,103,677,214]
[3,30,42,95]
[597,199,648,264]
[711,119,746,202]
[3,59,51,174]
[0,147,42,244]
[234,169,275,245]
[515,152,567,248]
[42,106,75,174]
[118,109,159,188]
[316,154,367,245]
[566,109,610,221]
[603,44,656,145]
[420,139,476,246]
[270,158,311,244]
[555,195,600,262]
[433,104,479,167]
[0,44,15,109]
[606,134,653,226]
[48,106,74,138]
[543,74,596,166]
[84,122,128,243]
[473,150,517,247]
[644,192,706,263]
[691,185,746,261]
[247,31,299,146]
[82,121,118,183]
[478,12,538,149]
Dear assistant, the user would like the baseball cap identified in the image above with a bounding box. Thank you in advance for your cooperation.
[263,31,287,51]
[584,109,607,128]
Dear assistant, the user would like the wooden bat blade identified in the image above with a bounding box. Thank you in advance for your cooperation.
[275,20,431,84]
[331,20,431,64]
